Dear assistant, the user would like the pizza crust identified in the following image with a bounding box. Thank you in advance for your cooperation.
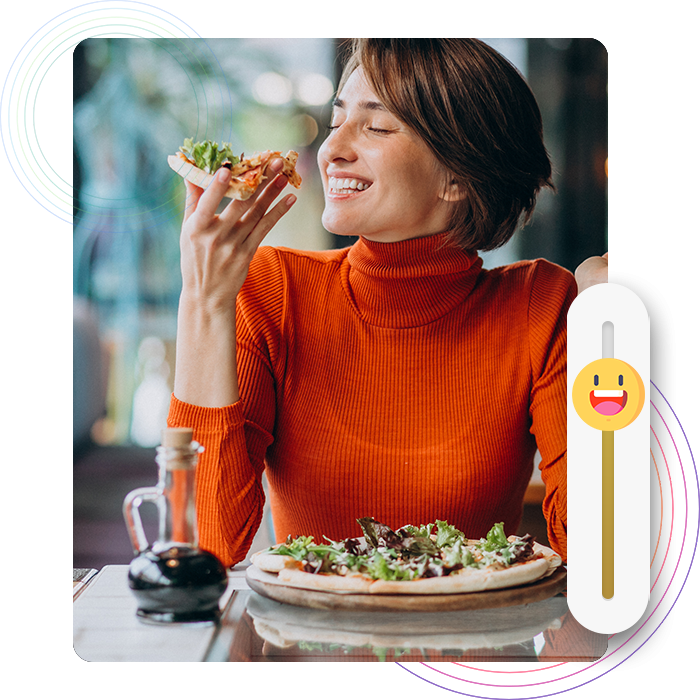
[533,542,563,576]
[250,551,297,573]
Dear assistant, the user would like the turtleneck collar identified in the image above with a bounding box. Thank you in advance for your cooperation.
[342,232,482,328]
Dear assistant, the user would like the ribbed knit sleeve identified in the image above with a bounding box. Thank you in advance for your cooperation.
[528,260,577,562]
[167,247,285,567]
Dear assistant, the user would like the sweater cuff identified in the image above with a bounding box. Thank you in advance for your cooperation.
[167,393,245,433]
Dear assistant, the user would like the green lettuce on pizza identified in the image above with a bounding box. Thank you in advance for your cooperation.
[252,517,549,587]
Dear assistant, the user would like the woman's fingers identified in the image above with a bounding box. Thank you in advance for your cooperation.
[219,158,286,223]
[575,253,609,294]
[240,174,289,227]
[182,180,204,223]
[242,193,297,253]
[191,167,235,222]
[183,158,292,256]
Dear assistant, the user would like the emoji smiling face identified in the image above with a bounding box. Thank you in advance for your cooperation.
[572,358,645,431]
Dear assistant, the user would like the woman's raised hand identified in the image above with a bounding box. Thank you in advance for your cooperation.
[575,252,608,295]
[173,159,296,407]
[179,158,296,310]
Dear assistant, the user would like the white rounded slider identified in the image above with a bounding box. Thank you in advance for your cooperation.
[567,283,650,633]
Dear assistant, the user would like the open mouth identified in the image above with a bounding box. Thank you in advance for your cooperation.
[328,176,372,195]
[589,390,628,416]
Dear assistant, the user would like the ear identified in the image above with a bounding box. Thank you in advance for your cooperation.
[439,179,468,202]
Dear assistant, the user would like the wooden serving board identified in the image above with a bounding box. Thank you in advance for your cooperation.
[245,565,567,612]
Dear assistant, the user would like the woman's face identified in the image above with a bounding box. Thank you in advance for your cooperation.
[317,69,455,243]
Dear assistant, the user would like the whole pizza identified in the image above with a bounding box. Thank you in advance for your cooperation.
[250,518,562,595]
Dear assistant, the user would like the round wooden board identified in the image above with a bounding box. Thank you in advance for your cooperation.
[245,565,567,612]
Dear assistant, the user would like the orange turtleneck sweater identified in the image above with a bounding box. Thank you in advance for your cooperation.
[168,233,576,567]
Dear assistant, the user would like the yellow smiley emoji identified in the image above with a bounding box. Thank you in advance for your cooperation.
[572,358,645,431]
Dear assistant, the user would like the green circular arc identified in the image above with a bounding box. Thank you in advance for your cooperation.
[12,12,192,213]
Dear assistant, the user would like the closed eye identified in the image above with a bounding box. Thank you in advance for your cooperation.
[326,124,394,135]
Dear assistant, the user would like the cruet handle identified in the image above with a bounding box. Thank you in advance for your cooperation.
[122,487,160,554]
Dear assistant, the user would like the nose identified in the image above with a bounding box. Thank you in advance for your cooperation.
[318,123,358,168]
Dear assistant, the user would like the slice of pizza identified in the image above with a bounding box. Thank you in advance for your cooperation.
[250,518,563,596]
[168,137,302,201]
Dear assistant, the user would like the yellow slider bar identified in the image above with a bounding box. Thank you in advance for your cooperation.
[602,430,614,599]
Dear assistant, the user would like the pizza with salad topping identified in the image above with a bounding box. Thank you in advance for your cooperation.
[168,137,302,201]
[250,518,562,595]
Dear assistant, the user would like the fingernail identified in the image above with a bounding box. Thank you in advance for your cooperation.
[218,168,231,182]
[270,158,283,172]
[285,194,297,206]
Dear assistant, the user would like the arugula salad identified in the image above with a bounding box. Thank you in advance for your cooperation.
[263,518,537,582]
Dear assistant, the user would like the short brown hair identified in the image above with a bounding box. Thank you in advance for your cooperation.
[339,39,554,251]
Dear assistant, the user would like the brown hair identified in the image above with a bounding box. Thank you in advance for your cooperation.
[338,39,554,251]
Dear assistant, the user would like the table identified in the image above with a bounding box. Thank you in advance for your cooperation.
[73,565,607,662]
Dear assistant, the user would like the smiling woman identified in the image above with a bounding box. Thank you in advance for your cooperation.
[168,39,578,569]
[317,68,455,243]
[335,39,554,251]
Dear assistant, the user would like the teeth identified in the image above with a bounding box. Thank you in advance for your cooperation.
[594,390,624,397]
[328,176,370,193]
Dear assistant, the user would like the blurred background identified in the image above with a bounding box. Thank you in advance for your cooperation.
[73,38,607,569]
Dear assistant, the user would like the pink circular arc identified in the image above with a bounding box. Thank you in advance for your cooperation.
[411,388,680,692]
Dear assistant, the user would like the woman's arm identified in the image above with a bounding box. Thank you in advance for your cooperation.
[174,160,295,407]
[169,162,295,566]
[174,299,238,406]
[528,261,578,562]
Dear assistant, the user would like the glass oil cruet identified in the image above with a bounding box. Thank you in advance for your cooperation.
[123,427,228,624]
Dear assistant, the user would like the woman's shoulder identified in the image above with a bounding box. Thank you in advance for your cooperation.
[251,245,349,272]
[243,245,348,292]
[480,257,575,289]
[480,256,575,295]
[478,258,577,320]
[240,245,349,320]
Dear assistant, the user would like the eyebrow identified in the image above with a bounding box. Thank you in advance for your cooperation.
[332,98,388,112]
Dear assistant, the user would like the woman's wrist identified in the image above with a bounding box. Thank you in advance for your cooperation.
[178,287,238,319]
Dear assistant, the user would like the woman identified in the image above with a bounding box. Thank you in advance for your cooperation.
[169,39,596,568]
